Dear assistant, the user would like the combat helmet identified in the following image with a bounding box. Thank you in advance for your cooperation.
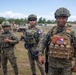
[54,7,71,18]
[28,14,37,21]
[1,21,10,27]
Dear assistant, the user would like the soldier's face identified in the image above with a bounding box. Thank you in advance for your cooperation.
[56,16,68,27]
[3,26,9,32]
[28,18,37,26]
[29,20,37,26]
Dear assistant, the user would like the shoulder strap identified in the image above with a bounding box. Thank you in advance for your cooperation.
[50,26,57,36]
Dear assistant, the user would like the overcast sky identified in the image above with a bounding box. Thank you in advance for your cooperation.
[0,0,76,21]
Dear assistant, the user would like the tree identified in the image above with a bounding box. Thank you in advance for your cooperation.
[38,17,43,23]
[42,18,46,24]
[0,17,5,24]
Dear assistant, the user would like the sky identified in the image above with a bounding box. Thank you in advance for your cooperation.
[0,0,76,21]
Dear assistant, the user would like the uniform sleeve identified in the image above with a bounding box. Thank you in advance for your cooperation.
[72,32,76,64]
[37,28,43,40]
[10,32,19,44]
[37,30,51,55]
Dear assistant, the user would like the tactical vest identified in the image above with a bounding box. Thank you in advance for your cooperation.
[25,29,39,45]
[49,26,74,59]
[0,31,14,48]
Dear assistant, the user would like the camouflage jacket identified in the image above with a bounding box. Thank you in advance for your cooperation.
[0,30,19,48]
[38,25,76,66]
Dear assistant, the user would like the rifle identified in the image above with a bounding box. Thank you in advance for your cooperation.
[45,40,49,74]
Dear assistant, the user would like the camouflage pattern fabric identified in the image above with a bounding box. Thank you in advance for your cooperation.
[0,30,19,75]
[28,49,45,75]
[49,32,74,59]
[0,29,1,68]
[24,26,45,75]
[38,25,76,75]
[54,7,71,18]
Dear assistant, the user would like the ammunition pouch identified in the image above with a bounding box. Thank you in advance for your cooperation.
[0,32,15,48]
[1,43,10,48]
[49,46,74,59]
[49,33,74,59]
[0,37,10,48]
[25,30,39,45]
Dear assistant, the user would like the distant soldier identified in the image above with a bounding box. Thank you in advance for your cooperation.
[11,22,17,32]
[24,14,45,75]
[38,7,76,75]
[0,21,19,75]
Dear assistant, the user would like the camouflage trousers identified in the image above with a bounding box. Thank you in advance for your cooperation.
[48,66,72,75]
[1,47,18,75]
[28,50,45,75]
[48,57,72,75]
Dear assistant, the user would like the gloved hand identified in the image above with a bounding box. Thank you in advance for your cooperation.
[72,65,76,72]
[38,55,44,64]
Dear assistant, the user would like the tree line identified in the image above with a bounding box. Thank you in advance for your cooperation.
[0,17,76,25]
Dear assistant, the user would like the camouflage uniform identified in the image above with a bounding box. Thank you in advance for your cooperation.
[24,14,45,75]
[38,8,76,75]
[0,21,19,75]
[0,26,2,68]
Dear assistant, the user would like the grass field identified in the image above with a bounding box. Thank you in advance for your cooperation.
[0,26,76,75]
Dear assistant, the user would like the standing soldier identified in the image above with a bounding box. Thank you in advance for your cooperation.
[24,14,45,75]
[38,7,76,75]
[0,21,19,75]
[11,22,17,33]
[0,25,2,68]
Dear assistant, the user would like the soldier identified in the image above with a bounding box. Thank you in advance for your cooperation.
[38,7,76,75]
[0,21,19,75]
[0,25,2,68]
[24,14,45,75]
[11,22,17,33]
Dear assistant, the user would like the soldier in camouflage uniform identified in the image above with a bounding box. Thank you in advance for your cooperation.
[0,21,19,75]
[24,14,45,75]
[0,25,2,68]
[38,7,76,75]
